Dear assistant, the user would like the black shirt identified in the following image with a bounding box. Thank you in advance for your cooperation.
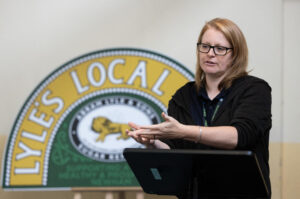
[190,87,228,127]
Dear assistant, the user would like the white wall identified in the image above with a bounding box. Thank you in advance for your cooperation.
[282,0,300,198]
[283,0,300,142]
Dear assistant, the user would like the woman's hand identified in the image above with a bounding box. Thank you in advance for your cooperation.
[137,112,185,140]
[126,122,156,147]
[126,112,184,146]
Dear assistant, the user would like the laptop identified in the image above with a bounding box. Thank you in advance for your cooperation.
[123,148,269,198]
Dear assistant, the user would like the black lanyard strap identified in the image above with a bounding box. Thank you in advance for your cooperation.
[202,98,223,126]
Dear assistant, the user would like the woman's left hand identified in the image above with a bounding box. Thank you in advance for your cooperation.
[137,112,185,139]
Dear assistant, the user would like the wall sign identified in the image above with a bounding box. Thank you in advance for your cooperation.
[2,48,194,190]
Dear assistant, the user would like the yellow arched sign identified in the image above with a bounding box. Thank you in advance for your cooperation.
[2,48,194,189]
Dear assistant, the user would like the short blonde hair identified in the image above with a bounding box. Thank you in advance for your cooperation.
[195,18,248,90]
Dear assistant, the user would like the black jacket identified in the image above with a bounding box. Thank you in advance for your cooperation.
[163,75,272,197]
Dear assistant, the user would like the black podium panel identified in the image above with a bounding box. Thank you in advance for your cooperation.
[124,148,193,194]
[123,148,269,198]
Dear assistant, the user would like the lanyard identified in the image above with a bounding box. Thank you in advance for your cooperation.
[202,98,223,126]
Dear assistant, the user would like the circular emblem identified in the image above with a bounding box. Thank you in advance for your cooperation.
[3,48,194,188]
[69,95,161,162]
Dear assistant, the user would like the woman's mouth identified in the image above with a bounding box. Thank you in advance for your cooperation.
[205,61,216,66]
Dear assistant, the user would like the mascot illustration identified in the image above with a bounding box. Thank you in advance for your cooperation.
[91,116,130,142]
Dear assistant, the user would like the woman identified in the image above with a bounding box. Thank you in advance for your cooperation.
[127,18,272,198]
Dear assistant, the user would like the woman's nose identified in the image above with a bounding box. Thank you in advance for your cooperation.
[207,47,216,56]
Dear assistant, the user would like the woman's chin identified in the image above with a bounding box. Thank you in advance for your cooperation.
[204,71,227,79]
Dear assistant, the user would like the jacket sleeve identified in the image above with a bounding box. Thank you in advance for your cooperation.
[161,83,196,149]
[230,79,272,149]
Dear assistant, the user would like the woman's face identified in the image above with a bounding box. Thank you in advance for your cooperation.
[199,28,233,78]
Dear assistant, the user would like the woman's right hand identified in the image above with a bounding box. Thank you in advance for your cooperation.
[126,122,156,148]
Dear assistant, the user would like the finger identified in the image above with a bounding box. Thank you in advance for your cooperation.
[132,133,145,143]
[138,133,154,139]
[136,135,144,143]
[127,129,139,138]
[144,134,161,139]
[139,123,161,130]
[141,137,150,142]
[128,130,152,143]
[139,136,153,145]
[126,129,137,137]
[128,122,140,130]
[141,136,155,145]
[161,112,171,121]
[127,131,141,138]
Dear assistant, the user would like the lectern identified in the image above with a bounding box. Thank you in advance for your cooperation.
[123,148,269,199]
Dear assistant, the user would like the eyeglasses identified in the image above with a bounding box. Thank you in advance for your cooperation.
[197,43,232,56]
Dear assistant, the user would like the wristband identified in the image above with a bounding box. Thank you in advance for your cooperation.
[196,126,202,143]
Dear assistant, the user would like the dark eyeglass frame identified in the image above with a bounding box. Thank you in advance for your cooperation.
[197,42,233,56]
